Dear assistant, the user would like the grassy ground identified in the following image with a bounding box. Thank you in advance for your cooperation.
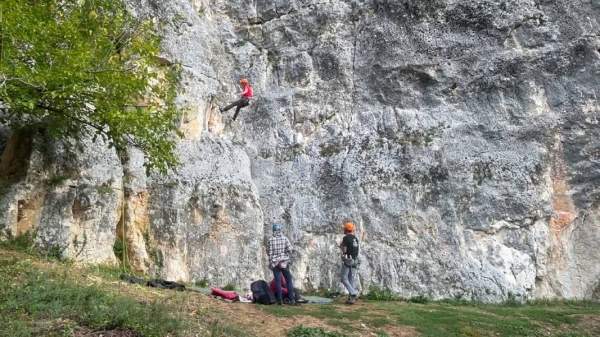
[260,299,600,337]
[1,246,599,337]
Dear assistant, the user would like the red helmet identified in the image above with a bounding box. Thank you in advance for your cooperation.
[343,221,355,233]
[239,78,249,86]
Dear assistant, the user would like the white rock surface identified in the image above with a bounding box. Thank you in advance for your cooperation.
[1,0,599,301]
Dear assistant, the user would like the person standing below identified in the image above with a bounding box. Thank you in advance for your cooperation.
[267,223,296,305]
[340,220,360,304]
[219,78,253,121]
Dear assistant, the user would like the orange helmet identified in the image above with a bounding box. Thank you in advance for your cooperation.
[343,221,355,233]
[239,78,249,86]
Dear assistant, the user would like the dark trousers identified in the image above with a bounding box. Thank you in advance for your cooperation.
[272,266,295,302]
[222,97,250,120]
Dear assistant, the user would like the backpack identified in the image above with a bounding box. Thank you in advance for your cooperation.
[251,280,276,305]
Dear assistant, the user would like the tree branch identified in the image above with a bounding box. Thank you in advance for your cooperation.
[36,102,106,135]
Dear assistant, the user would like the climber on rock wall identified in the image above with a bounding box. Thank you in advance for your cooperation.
[219,78,253,121]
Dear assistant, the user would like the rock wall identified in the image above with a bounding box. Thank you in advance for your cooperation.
[1,0,599,301]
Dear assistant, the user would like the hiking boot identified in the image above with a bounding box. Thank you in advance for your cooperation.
[277,300,283,305]
[345,295,356,305]
[288,299,299,306]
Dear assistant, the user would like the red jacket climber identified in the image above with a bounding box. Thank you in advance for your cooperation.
[220,78,254,121]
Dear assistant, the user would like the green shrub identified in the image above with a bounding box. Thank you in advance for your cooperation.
[223,283,237,291]
[96,185,114,195]
[502,292,523,307]
[46,244,66,261]
[47,175,69,187]
[112,237,128,264]
[365,285,399,301]
[0,231,36,253]
[195,278,209,288]
[408,295,430,304]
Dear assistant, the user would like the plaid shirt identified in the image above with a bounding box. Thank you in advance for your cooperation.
[268,232,292,268]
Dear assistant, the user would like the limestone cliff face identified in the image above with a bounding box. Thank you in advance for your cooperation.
[1,0,599,301]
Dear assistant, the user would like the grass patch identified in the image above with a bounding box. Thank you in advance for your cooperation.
[374,301,600,337]
[263,296,600,337]
[0,256,183,337]
[208,321,252,337]
[261,303,389,332]
[87,263,128,280]
[287,325,348,337]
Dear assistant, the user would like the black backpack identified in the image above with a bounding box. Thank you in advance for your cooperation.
[251,280,275,305]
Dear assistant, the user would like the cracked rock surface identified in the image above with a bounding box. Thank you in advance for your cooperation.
[1,0,599,301]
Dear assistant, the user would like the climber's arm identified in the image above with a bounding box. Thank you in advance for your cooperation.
[241,86,249,97]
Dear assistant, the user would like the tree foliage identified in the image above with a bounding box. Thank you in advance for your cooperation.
[0,0,181,173]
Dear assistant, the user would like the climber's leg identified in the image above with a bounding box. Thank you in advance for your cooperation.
[221,98,244,112]
[232,98,250,120]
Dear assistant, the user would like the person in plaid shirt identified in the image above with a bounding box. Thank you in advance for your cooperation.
[268,223,297,305]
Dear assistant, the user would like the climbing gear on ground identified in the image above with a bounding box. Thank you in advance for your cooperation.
[251,280,276,305]
[211,287,240,301]
[120,274,186,291]
[147,279,186,291]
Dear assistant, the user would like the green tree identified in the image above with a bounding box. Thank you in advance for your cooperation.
[0,0,181,173]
